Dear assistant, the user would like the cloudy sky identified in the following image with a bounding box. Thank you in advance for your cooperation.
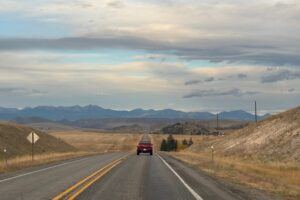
[0,0,299,113]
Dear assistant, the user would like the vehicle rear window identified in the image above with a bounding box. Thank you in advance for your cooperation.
[139,141,151,144]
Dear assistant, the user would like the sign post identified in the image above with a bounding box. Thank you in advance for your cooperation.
[27,132,39,162]
[3,148,7,167]
[210,145,214,163]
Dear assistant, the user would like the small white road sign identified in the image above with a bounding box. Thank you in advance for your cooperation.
[27,132,39,144]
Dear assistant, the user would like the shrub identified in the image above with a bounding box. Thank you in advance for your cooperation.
[160,139,168,151]
[188,138,193,146]
[160,134,178,151]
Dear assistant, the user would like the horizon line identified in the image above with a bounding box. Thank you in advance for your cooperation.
[0,104,291,115]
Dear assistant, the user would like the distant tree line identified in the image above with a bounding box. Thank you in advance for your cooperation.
[160,134,194,151]
[160,135,177,151]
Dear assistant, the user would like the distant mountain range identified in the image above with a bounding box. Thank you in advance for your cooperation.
[0,105,269,121]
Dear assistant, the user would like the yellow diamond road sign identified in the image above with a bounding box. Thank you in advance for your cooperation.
[27,132,39,144]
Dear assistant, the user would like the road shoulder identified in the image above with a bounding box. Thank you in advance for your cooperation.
[161,153,281,200]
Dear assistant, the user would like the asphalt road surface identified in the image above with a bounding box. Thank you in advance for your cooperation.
[0,151,275,200]
[140,134,150,142]
[77,154,241,200]
[0,152,126,200]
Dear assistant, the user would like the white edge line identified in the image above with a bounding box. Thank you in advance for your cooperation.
[0,152,129,183]
[0,157,92,183]
[157,154,204,200]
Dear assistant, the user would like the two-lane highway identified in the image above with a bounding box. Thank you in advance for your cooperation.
[76,153,241,200]
[77,154,195,200]
[0,151,248,200]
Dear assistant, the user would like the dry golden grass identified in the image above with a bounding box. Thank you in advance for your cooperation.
[171,151,300,199]
[152,134,300,199]
[210,106,300,162]
[50,131,141,152]
[0,151,92,173]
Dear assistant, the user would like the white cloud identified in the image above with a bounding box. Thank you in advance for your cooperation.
[1,1,300,65]
[0,1,299,110]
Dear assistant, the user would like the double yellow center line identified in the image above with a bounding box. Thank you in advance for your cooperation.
[52,154,128,200]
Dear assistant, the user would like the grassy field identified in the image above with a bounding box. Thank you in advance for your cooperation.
[171,151,300,200]
[153,134,300,200]
[50,131,142,152]
[0,151,92,173]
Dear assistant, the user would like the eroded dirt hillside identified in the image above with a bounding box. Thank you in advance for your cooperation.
[188,106,300,162]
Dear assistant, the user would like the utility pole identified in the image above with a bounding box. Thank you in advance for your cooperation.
[255,101,258,124]
[216,113,219,130]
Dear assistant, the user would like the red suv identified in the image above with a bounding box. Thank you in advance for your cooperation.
[137,141,153,155]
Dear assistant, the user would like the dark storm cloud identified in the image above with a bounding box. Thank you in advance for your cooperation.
[106,0,125,8]
[204,77,214,82]
[261,69,300,83]
[1,36,300,66]
[184,80,202,85]
[0,87,46,95]
[0,87,26,93]
[183,88,259,98]
[237,73,247,79]
[288,88,295,92]
[184,77,215,85]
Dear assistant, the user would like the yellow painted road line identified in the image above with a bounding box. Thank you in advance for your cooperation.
[68,160,122,200]
[52,164,111,200]
[52,155,128,200]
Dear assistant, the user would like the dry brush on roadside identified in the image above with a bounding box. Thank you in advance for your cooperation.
[0,151,93,173]
[170,151,300,200]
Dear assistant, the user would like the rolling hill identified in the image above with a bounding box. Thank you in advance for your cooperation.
[188,106,300,162]
[160,120,248,135]
[0,122,76,159]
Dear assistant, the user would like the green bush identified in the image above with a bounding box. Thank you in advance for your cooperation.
[160,134,177,151]
[160,139,168,151]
